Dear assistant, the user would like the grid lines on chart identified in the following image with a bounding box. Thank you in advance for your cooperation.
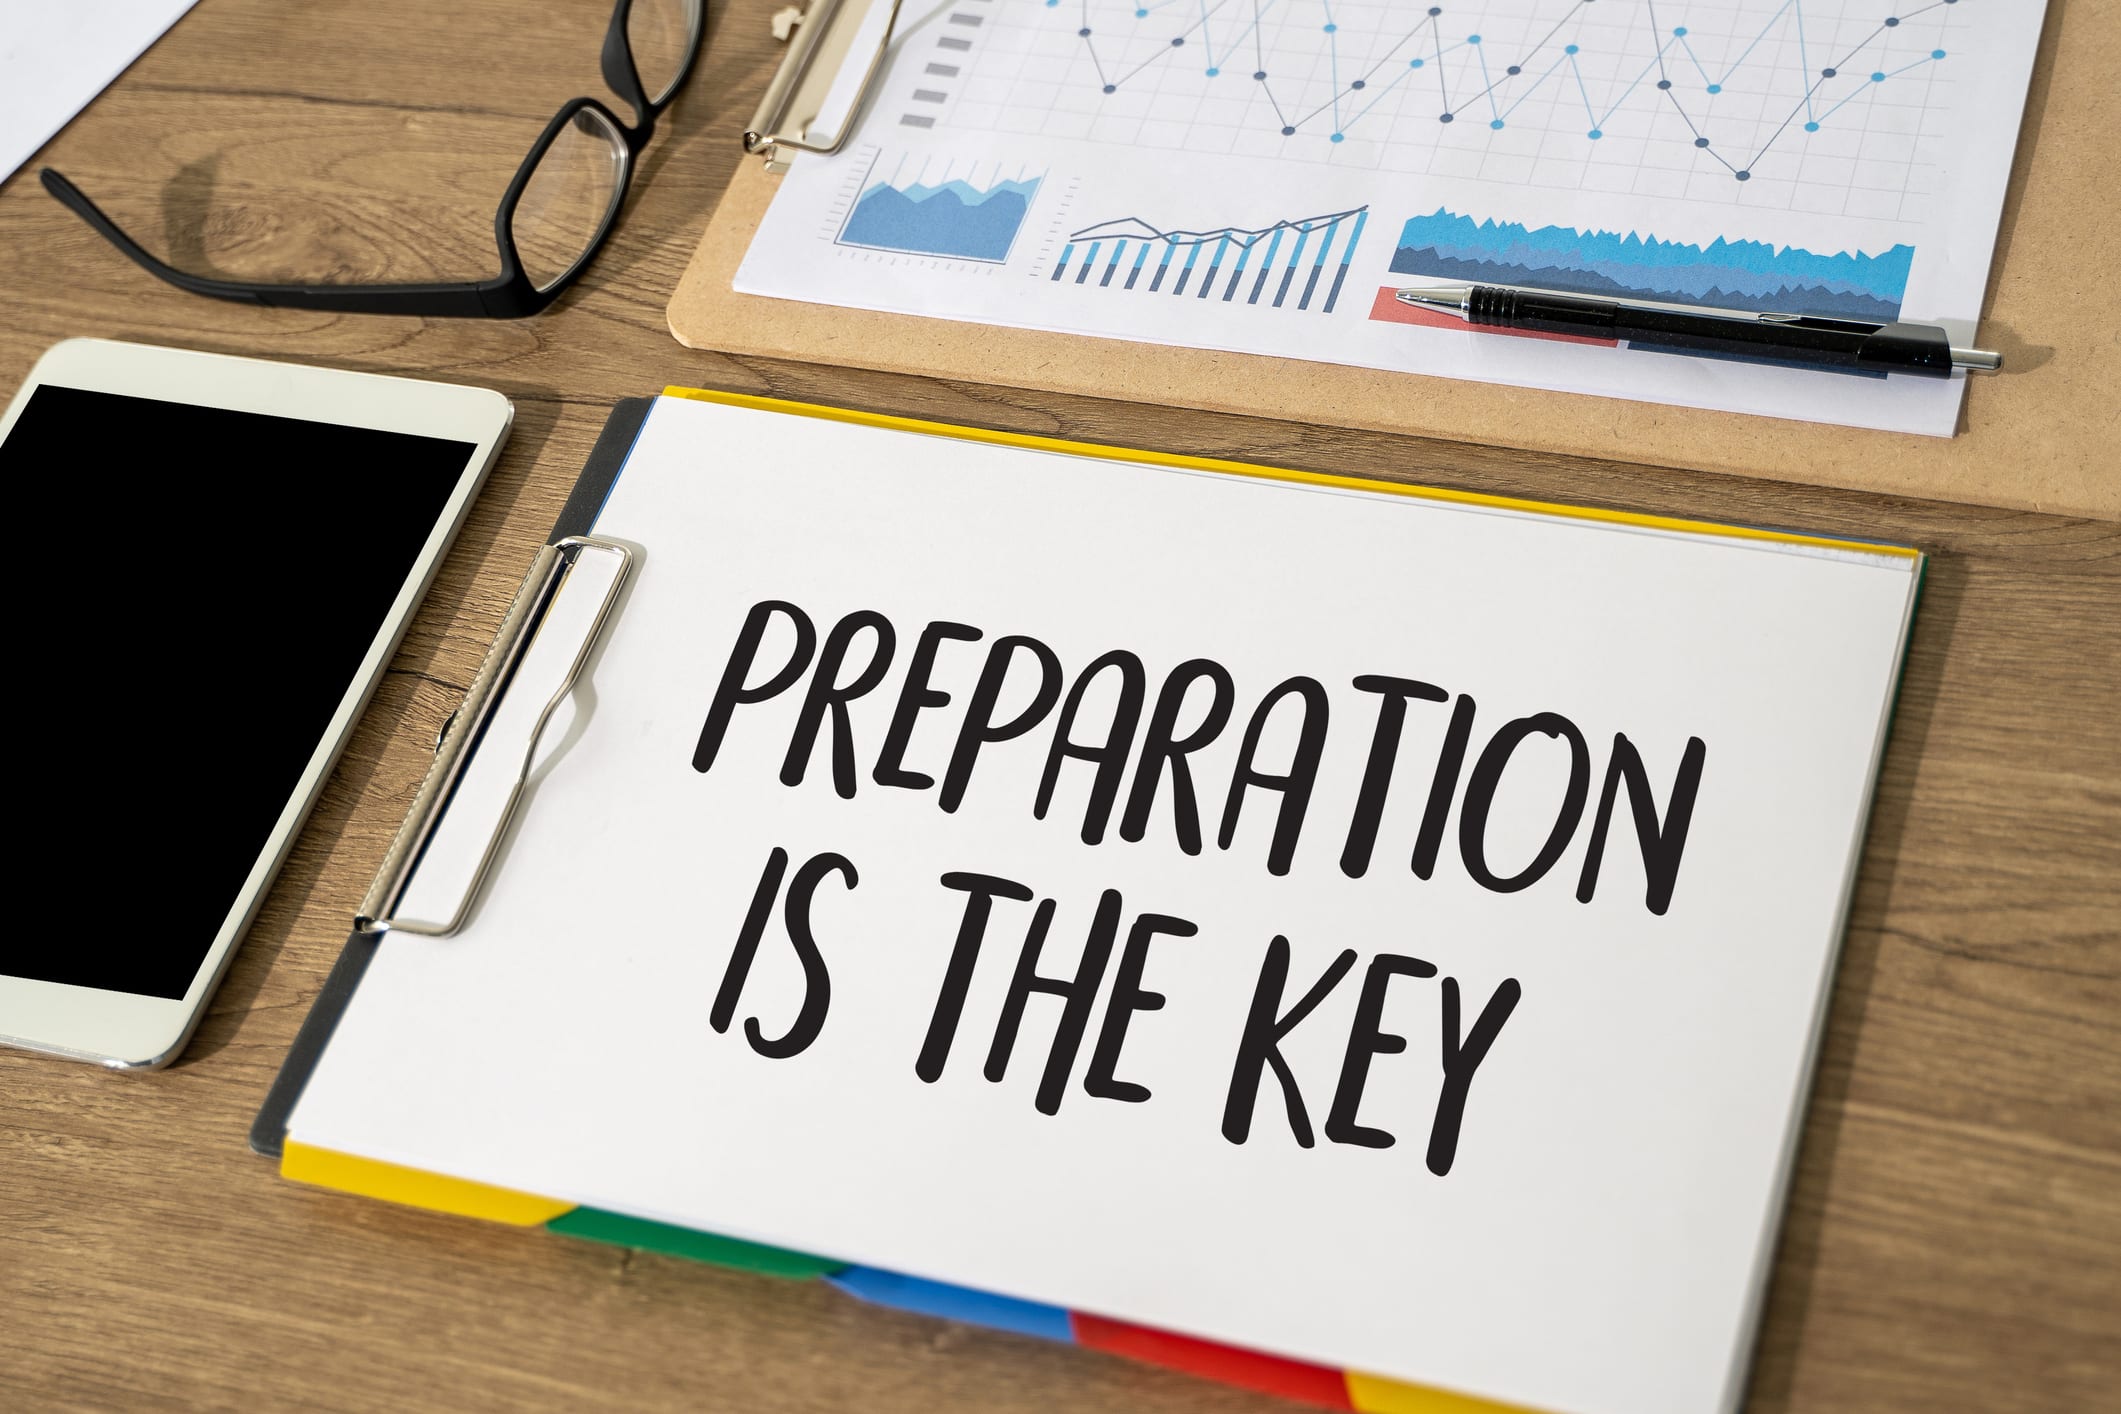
[934,0,1970,218]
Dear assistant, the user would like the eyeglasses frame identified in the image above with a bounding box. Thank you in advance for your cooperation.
[40,0,704,319]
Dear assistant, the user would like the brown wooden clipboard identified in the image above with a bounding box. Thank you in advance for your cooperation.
[669,2,2117,521]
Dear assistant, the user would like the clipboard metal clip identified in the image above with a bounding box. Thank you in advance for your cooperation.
[746,0,903,173]
[355,535,634,937]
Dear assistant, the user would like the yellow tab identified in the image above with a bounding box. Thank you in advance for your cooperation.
[659,386,1922,562]
[282,1141,575,1227]
[1345,1371,1541,1414]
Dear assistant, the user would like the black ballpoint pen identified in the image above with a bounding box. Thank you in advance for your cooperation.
[1395,284,2002,377]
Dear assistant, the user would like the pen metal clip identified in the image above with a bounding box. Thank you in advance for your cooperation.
[746,0,903,173]
[356,535,634,937]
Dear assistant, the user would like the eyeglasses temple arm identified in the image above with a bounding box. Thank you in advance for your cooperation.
[42,168,508,318]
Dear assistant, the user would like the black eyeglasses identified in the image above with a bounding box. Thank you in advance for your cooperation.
[42,0,704,319]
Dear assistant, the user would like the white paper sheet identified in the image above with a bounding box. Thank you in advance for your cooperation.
[0,1,200,184]
[290,394,1921,1414]
[736,0,2046,435]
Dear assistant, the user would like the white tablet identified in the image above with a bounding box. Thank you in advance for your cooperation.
[0,339,512,1068]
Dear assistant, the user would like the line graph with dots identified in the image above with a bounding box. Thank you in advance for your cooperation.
[942,0,1975,216]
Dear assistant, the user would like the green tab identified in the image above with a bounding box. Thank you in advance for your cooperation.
[545,1206,845,1279]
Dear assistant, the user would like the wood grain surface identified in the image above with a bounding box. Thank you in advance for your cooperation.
[2,3,2115,1412]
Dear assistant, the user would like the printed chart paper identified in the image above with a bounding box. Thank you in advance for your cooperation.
[290,395,1921,1414]
[736,0,2046,435]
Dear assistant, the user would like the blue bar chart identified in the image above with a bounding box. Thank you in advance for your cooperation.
[1050,206,1368,314]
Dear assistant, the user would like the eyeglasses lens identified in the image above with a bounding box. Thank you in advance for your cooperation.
[628,0,703,106]
[510,108,628,292]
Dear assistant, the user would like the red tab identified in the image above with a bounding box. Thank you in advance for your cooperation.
[1071,1313,1354,1409]
[1367,286,1617,346]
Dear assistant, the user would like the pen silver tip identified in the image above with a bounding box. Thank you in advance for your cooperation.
[1394,286,1474,318]
[1951,347,2003,373]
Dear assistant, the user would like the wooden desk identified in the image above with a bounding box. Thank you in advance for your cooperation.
[3,3,2114,1410]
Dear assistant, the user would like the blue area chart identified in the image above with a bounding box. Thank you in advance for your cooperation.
[1052,206,1368,312]
[839,175,1042,261]
[1388,208,1912,317]
[1053,0,1965,179]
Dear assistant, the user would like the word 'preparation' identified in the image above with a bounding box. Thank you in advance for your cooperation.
[695,600,1707,909]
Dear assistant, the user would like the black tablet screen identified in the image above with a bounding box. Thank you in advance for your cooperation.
[1,385,476,999]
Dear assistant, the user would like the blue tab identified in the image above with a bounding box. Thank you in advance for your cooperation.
[827,1266,1075,1344]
